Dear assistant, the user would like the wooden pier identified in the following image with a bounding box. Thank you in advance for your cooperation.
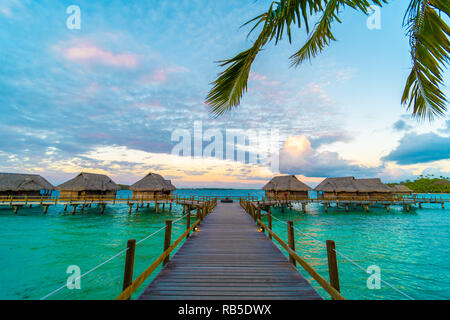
[116,200,344,300]
[138,202,321,300]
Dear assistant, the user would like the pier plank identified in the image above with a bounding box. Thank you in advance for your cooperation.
[138,202,322,300]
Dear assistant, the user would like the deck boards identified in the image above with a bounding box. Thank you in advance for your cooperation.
[138,202,322,300]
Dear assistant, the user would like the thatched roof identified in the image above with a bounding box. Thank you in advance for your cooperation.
[164,180,176,191]
[57,172,120,192]
[262,175,312,192]
[314,176,370,192]
[130,173,177,192]
[357,178,393,193]
[390,184,413,193]
[0,173,54,192]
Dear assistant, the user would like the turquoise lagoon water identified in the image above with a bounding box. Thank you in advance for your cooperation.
[0,189,449,300]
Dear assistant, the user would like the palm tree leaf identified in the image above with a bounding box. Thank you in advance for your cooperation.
[402,0,449,120]
[290,0,386,67]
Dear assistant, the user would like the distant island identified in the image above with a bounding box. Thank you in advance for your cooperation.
[388,175,450,193]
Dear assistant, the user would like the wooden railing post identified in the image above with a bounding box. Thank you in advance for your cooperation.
[197,207,202,221]
[186,209,191,238]
[163,220,172,266]
[326,240,340,294]
[122,239,136,299]
[268,209,272,240]
[287,221,296,266]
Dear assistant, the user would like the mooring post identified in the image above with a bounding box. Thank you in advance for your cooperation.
[163,220,172,266]
[155,202,159,213]
[287,221,296,266]
[43,205,49,214]
[13,206,19,214]
[326,240,340,295]
[128,204,133,214]
[100,204,105,214]
[122,239,136,299]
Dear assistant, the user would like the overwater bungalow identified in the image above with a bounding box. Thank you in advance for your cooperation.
[357,178,394,199]
[0,173,54,198]
[263,175,312,200]
[314,176,368,200]
[57,172,120,199]
[130,173,176,200]
[390,184,413,196]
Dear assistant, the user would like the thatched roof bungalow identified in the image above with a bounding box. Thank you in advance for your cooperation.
[315,177,396,199]
[0,173,54,197]
[357,178,394,198]
[131,173,176,199]
[314,176,369,199]
[58,172,120,199]
[263,175,312,200]
[390,184,413,195]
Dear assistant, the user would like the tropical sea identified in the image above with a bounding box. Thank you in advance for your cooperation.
[0,189,449,300]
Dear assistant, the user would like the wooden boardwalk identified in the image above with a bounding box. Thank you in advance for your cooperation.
[138,202,322,300]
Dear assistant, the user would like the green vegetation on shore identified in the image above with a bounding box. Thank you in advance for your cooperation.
[388,175,450,193]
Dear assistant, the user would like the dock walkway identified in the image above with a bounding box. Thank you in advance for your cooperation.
[138,202,322,300]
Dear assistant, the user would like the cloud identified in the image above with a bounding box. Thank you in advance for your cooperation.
[62,44,138,68]
[0,0,22,17]
[309,132,352,148]
[279,135,380,177]
[393,120,412,132]
[383,133,450,165]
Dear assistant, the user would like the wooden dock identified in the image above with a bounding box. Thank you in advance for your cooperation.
[137,202,322,300]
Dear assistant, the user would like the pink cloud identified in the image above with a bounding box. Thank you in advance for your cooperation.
[141,66,189,85]
[63,44,137,68]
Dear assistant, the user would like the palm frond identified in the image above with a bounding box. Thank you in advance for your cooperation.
[402,0,449,120]
[206,13,274,116]
[207,1,325,115]
[290,0,386,66]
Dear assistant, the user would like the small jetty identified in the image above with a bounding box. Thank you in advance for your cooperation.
[138,202,321,300]
[116,200,344,300]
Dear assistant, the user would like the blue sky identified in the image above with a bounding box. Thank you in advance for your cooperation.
[0,0,449,187]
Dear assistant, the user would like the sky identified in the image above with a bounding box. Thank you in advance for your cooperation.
[0,0,449,188]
